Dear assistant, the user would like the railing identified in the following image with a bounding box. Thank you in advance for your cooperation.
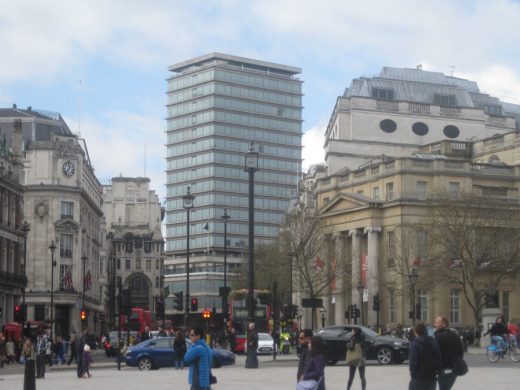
[440,106,461,117]
[471,163,512,175]
[0,271,26,287]
[412,160,432,168]
[354,170,366,178]
[483,135,504,145]
[489,115,507,123]
[376,100,399,112]
[409,103,430,114]
[445,161,465,169]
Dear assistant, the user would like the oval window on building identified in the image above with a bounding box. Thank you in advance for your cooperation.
[380,119,397,133]
[443,125,460,139]
[412,122,429,136]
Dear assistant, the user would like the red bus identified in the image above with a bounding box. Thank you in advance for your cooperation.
[229,290,271,334]
[123,308,152,333]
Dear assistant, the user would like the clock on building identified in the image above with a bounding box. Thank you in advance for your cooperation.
[62,161,75,177]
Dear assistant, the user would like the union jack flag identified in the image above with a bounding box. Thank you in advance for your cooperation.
[63,268,73,291]
[84,270,92,291]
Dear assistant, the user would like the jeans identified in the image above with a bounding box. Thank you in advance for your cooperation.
[347,365,366,390]
[36,354,46,378]
[409,379,436,390]
[491,336,507,351]
[438,372,457,390]
[175,358,184,369]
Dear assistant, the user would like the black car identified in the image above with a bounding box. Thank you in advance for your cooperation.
[315,325,409,365]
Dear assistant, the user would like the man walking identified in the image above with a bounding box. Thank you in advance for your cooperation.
[408,321,442,390]
[141,325,153,341]
[245,322,259,369]
[75,328,87,378]
[297,329,313,382]
[36,328,49,379]
[434,316,464,390]
[184,327,213,390]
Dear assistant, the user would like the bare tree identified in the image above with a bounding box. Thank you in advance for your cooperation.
[427,192,520,332]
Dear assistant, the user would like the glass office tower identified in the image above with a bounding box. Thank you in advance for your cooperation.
[165,53,303,313]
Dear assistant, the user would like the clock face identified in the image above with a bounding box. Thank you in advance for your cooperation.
[62,161,75,177]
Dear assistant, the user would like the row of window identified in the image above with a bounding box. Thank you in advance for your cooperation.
[167,109,301,133]
[168,95,301,120]
[167,207,284,225]
[168,69,214,91]
[372,88,458,108]
[165,262,241,277]
[114,241,163,254]
[115,258,161,271]
[167,123,301,146]
[167,221,279,237]
[167,179,293,198]
[387,230,428,265]
[380,119,461,139]
[166,193,289,212]
[167,165,297,186]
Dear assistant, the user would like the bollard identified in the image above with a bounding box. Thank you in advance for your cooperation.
[24,358,36,390]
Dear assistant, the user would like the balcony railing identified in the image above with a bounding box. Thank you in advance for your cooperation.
[440,106,461,117]
[376,100,399,112]
[0,271,26,288]
[409,103,431,114]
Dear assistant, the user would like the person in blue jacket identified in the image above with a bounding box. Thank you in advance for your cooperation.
[184,327,213,390]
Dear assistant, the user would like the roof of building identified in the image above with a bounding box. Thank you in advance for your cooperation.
[0,106,73,136]
[343,67,520,116]
[168,52,302,76]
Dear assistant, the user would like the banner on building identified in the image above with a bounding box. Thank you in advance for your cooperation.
[361,254,368,288]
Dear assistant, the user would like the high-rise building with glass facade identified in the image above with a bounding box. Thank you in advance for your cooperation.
[164,53,302,315]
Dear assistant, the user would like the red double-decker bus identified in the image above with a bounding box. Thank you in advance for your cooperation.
[120,308,152,333]
[229,289,271,334]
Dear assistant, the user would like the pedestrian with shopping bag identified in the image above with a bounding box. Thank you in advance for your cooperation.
[346,327,366,390]
[297,336,326,390]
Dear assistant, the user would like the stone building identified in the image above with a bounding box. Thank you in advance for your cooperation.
[102,177,164,326]
[0,117,25,328]
[3,107,106,336]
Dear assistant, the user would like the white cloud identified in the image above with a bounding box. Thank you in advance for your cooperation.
[459,65,520,105]
[302,125,326,170]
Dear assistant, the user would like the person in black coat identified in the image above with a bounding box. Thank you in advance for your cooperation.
[300,336,326,390]
[297,329,313,381]
[75,328,87,378]
[140,326,153,342]
[484,317,510,353]
[173,330,187,370]
[409,321,442,390]
[434,316,464,390]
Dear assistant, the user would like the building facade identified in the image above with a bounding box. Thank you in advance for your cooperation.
[102,177,165,326]
[0,117,25,328]
[165,53,303,314]
[1,107,106,336]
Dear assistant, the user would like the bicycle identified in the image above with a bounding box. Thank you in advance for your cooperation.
[487,337,520,362]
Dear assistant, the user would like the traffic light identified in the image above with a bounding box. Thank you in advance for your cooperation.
[409,310,414,320]
[156,298,165,318]
[80,309,87,322]
[373,293,380,312]
[173,291,184,311]
[121,288,131,317]
[202,308,211,319]
[14,304,22,322]
[291,305,299,319]
[350,304,358,319]
[190,297,198,312]
[415,303,422,321]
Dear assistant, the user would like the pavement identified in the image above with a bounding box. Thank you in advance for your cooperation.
[1,353,519,390]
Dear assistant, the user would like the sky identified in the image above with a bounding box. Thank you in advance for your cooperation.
[1,0,520,202]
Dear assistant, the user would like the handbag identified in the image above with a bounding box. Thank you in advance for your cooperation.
[296,379,319,390]
[453,358,468,376]
[346,343,364,366]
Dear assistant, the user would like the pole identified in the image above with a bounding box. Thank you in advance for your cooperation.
[117,278,122,371]
[223,212,227,322]
[272,281,277,361]
[82,256,87,309]
[50,242,55,342]
[411,287,416,325]
[22,224,29,306]
[186,206,190,330]
[247,168,255,324]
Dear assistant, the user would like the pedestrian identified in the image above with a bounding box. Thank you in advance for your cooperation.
[507,319,519,345]
[395,323,404,339]
[228,327,237,353]
[346,327,367,390]
[157,326,167,337]
[433,316,465,390]
[245,322,259,369]
[184,327,213,390]
[54,335,65,364]
[75,328,87,378]
[297,329,313,381]
[21,338,35,363]
[35,329,49,379]
[141,325,153,341]
[174,330,187,370]
[6,337,16,364]
[408,321,442,390]
[298,336,326,390]
[0,333,6,368]
[67,331,77,365]
[82,344,93,378]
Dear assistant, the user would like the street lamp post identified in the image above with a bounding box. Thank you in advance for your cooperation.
[183,187,194,330]
[49,241,56,341]
[408,267,419,324]
[287,251,295,307]
[244,143,259,369]
[82,255,88,310]
[21,221,30,307]
[220,209,230,326]
[356,280,364,325]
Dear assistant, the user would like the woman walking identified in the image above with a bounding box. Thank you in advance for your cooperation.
[173,330,187,369]
[298,336,326,390]
[346,327,367,390]
[81,344,93,378]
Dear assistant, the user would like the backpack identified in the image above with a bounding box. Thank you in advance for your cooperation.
[416,337,441,380]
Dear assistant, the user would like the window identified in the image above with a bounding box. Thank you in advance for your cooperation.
[125,241,133,253]
[418,289,428,322]
[155,277,160,288]
[156,260,160,270]
[450,289,461,324]
[372,187,380,200]
[372,88,394,100]
[443,125,460,139]
[448,182,460,200]
[387,232,395,267]
[380,119,397,133]
[485,105,502,116]
[60,234,73,258]
[60,201,74,219]
[416,181,427,200]
[117,258,121,270]
[136,259,141,269]
[125,259,131,270]
[386,182,394,200]
[34,305,45,322]
[412,122,429,136]
[417,231,428,259]
[146,260,152,270]
[433,94,456,107]
[502,291,510,322]
[388,289,395,323]
[144,241,152,253]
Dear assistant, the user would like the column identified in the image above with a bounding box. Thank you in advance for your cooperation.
[333,232,346,325]
[364,226,382,326]
[349,230,362,312]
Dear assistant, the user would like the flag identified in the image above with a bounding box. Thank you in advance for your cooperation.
[314,256,325,272]
[84,270,92,291]
[63,268,73,292]
[203,223,209,230]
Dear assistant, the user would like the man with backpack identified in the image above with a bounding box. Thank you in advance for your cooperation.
[408,321,442,390]
[434,316,465,390]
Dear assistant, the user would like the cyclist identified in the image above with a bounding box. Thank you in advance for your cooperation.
[484,317,510,356]
[507,320,519,346]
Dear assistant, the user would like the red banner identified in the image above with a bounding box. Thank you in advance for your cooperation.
[361,254,367,288]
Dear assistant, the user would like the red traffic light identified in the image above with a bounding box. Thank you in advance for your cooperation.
[202,308,211,319]
[15,305,21,313]
[190,298,198,311]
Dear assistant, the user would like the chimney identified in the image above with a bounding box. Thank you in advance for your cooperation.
[416,64,423,70]
[27,106,32,111]
[12,103,17,109]
[12,119,23,158]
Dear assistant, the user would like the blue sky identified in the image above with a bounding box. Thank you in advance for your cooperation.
[1,0,520,202]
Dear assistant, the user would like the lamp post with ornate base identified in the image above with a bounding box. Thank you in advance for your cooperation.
[49,241,56,341]
[21,221,30,307]
[409,268,419,324]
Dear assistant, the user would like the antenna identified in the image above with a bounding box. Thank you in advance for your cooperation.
[449,65,456,77]
[78,79,82,133]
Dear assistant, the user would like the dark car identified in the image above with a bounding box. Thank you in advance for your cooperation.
[104,331,139,357]
[125,337,236,370]
[315,325,409,365]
